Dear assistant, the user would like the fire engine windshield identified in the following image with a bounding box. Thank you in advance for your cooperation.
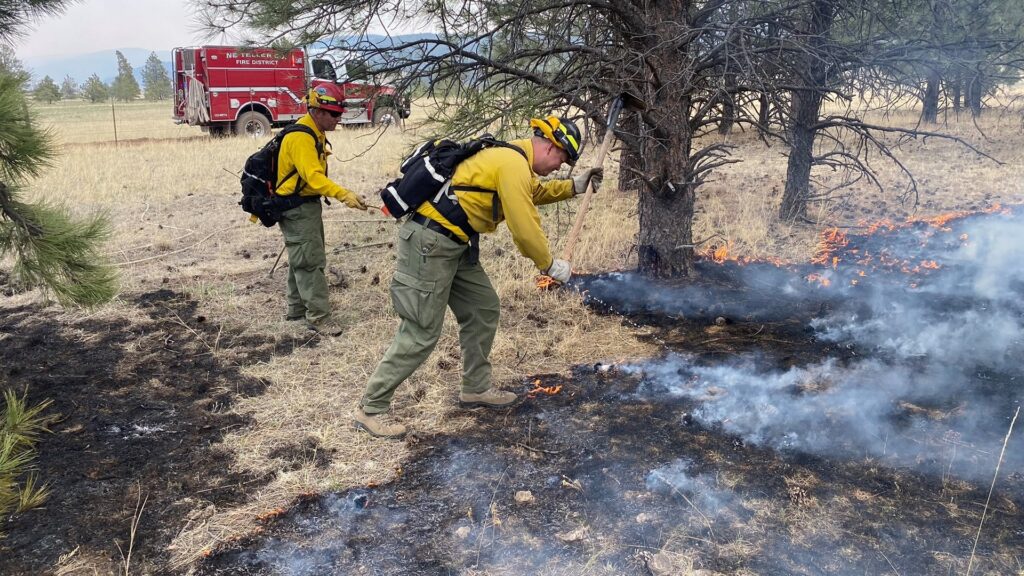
[311,59,338,82]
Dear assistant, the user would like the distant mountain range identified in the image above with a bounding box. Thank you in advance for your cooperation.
[23,48,172,85]
[20,35,445,86]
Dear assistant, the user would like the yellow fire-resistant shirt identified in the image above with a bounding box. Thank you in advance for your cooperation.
[416,138,574,271]
[275,114,355,201]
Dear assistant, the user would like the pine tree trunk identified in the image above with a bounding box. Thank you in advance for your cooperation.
[968,74,983,118]
[757,92,771,135]
[617,110,643,193]
[951,72,961,118]
[638,180,696,277]
[780,88,822,221]
[718,73,737,135]
[635,109,697,277]
[632,0,697,278]
[780,0,834,221]
[920,70,940,124]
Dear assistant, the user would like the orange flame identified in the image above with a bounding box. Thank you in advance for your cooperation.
[696,204,1013,272]
[712,243,730,263]
[811,228,849,266]
[256,507,287,522]
[527,378,562,399]
[806,273,831,287]
[535,275,560,290]
[865,219,898,234]
[910,203,1009,231]
[696,239,790,267]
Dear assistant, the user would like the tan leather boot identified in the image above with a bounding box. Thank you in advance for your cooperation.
[306,317,344,337]
[352,409,407,439]
[459,387,518,408]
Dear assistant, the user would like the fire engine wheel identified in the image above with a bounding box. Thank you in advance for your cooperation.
[373,106,399,128]
[235,112,271,138]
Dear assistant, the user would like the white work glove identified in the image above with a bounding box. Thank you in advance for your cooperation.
[572,167,604,196]
[544,259,572,283]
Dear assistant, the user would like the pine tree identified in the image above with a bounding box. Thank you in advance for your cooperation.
[142,52,171,101]
[111,50,140,102]
[82,73,108,103]
[32,75,60,104]
[60,75,77,100]
[1,2,118,307]
[0,45,29,86]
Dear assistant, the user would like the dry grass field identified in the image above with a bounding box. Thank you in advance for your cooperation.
[2,97,1023,575]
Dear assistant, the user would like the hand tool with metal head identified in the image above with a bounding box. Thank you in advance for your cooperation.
[537,91,646,289]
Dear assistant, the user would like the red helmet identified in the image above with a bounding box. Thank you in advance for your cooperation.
[307,84,345,113]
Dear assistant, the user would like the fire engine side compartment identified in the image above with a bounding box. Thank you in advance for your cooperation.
[202,47,307,125]
[172,46,307,129]
[174,45,410,132]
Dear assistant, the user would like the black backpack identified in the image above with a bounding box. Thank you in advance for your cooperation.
[240,124,326,227]
[379,135,526,222]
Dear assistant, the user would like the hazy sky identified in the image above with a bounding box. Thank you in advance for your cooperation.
[16,1,434,60]
[16,0,205,59]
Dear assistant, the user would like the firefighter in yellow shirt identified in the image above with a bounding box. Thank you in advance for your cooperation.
[354,116,603,438]
[278,84,368,336]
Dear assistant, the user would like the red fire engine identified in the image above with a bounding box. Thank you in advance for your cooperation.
[172,46,410,137]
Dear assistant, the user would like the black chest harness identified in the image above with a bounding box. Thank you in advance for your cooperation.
[379,136,528,264]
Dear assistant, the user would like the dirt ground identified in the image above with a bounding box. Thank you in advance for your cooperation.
[194,262,1024,576]
[3,209,1022,575]
[4,99,1024,575]
[0,288,323,574]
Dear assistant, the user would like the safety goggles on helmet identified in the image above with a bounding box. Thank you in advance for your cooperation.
[530,115,582,165]
[307,85,346,114]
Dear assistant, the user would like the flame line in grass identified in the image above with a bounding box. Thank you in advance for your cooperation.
[697,204,1017,289]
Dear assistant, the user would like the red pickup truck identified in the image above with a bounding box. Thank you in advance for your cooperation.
[172,45,410,137]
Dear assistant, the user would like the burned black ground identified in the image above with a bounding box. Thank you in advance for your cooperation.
[0,289,318,575]
[197,272,1023,575]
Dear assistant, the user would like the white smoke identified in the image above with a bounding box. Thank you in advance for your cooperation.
[646,458,734,513]
[626,349,1020,479]
[620,210,1024,479]
[813,215,1024,368]
[207,211,1023,574]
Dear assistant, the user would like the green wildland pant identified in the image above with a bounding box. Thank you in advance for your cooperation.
[279,200,330,323]
[361,219,500,414]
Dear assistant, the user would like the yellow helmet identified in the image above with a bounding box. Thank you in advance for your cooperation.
[530,115,582,164]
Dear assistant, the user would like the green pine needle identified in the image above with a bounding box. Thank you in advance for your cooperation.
[0,73,55,183]
[3,389,55,447]
[0,388,55,537]
[16,473,49,514]
[1,57,119,308]
[0,191,119,308]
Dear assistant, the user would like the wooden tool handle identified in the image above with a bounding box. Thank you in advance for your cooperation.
[560,130,615,261]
